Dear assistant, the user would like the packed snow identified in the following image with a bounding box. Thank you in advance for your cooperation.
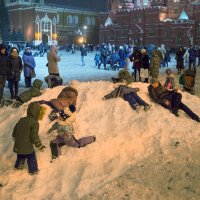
[0,50,200,200]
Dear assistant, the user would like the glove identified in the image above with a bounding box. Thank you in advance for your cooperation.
[38,145,46,152]
[59,109,70,121]
[49,111,58,121]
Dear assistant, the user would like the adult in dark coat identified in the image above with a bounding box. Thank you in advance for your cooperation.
[0,44,8,101]
[22,47,36,87]
[7,47,23,99]
[129,47,142,81]
[12,102,45,174]
[148,78,200,122]
[176,46,185,74]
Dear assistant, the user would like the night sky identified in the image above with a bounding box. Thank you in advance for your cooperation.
[45,0,108,11]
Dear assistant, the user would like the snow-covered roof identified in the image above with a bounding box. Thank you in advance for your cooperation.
[178,10,189,20]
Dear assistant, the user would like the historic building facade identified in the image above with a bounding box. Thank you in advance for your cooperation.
[100,0,200,47]
[4,0,99,45]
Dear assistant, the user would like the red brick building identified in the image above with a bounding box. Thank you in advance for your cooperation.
[4,0,100,45]
[99,0,200,47]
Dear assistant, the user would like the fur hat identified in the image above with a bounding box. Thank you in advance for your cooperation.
[150,77,158,85]
[68,80,79,90]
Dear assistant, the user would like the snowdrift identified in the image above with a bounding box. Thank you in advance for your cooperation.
[0,81,200,200]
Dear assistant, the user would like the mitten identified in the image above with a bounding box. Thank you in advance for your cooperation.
[49,111,58,121]
[38,145,46,152]
[59,109,70,121]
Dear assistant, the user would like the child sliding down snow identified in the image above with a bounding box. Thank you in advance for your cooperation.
[48,104,96,161]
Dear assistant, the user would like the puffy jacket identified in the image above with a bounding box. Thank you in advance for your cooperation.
[0,45,8,78]
[12,102,42,154]
[7,55,23,81]
[104,85,139,100]
[22,51,36,77]
[18,79,43,103]
[148,82,171,105]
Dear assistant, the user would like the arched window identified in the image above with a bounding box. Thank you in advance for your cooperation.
[43,22,49,32]
[85,17,91,25]
[57,14,59,24]
[67,15,73,25]
[91,17,95,25]
[73,16,79,25]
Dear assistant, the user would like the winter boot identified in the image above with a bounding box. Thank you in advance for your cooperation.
[50,141,59,160]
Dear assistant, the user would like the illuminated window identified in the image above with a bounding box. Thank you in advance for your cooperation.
[57,14,59,24]
[67,15,73,24]
[91,17,95,25]
[143,0,149,6]
[85,17,91,25]
[73,16,79,25]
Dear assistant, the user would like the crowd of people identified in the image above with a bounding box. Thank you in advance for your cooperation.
[0,41,200,175]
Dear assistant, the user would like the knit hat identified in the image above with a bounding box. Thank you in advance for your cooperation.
[150,77,158,84]
[25,46,31,50]
[141,49,146,54]
[68,80,79,90]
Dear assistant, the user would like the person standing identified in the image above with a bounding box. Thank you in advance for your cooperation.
[129,47,142,81]
[0,44,8,102]
[149,48,163,79]
[46,45,62,88]
[80,44,87,66]
[140,48,150,83]
[176,46,185,74]
[7,47,23,99]
[188,45,198,74]
[47,45,61,76]
[22,47,36,88]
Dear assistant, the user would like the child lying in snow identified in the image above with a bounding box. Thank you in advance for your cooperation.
[48,104,96,161]
[103,83,151,112]
[37,80,78,121]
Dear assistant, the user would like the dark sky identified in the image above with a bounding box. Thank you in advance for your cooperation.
[44,0,108,11]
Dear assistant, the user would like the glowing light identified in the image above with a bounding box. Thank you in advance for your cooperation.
[35,32,40,40]
[52,33,57,40]
[79,36,84,44]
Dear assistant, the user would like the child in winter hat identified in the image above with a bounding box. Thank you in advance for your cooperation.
[48,104,96,161]
[12,102,46,175]
[164,68,176,91]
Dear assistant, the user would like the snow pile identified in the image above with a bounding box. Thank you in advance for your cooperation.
[0,81,200,200]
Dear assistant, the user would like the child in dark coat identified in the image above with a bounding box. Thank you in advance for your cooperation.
[48,104,96,161]
[12,102,46,175]
[103,83,151,112]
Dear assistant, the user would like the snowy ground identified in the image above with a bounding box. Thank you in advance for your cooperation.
[0,50,200,200]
